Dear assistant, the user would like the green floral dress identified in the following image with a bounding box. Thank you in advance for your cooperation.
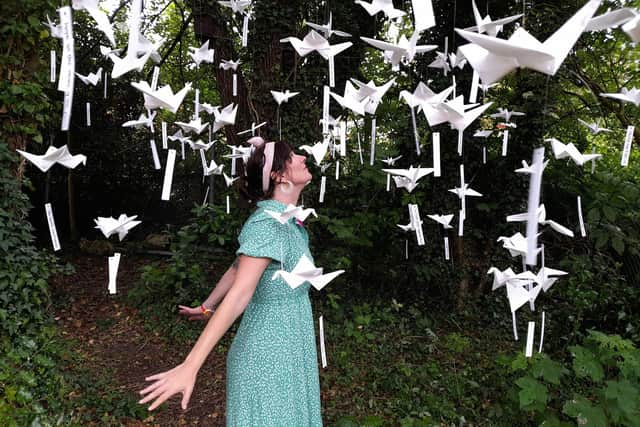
[226,199,322,426]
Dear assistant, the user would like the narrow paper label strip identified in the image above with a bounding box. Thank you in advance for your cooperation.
[444,236,450,260]
[577,195,586,237]
[86,102,91,127]
[108,252,121,295]
[241,15,249,47]
[370,117,376,166]
[328,56,335,88]
[410,106,421,156]
[591,147,596,174]
[181,141,186,161]
[161,149,177,201]
[45,203,61,251]
[412,204,425,246]
[322,86,330,135]
[151,66,160,91]
[161,121,168,149]
[412,0,435,31]
[226,195,230,214]
[405,239,409,260]
[526,147,545,266]
[458,209,464,237]
[339,121,346,156]
[502,130,509,157]
[58,7,74,131]
[483,146,487,164]
[433,132,441,177]
[199,149,207,173]
[386,174,391,192]
[319,176,326,203]
[460,164,466,219]
[538,311,546,353]
[457,130,463,156]
[525,321,535,357]
[622,125,634,167]
[512,311,519,341]
[150,139,161,170]
[356,131,363,164]
[194,89,200,118]
[335,160,340,180]
[319,315,327,368]
[232,73,238,97]
[202,185,210,206]
[103,71,108,99]
[50,50,56,83]
[469,70,480,104]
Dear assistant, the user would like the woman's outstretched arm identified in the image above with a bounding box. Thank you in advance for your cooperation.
[139,255,271,410]
[177,258,239,320]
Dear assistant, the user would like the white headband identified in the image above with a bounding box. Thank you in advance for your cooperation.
[247,136,275,194]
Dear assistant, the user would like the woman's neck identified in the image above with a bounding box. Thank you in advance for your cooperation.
[271,187,302,206]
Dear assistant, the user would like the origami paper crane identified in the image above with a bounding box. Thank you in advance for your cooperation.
[423,96,493,133]
[428,50,467,74]
[506,281,543,312]
[17,145,87,172]
[507,204,575,237]
[212,103,238,132]
[218,0,251,14]
[448,183,483,201]
[224,145,253,164]
[330,81,369,116]
[586,7,640,42]
[122,111,156,131]
[497,232,541,258]
[456,0,601,84]
[300,140,330,165]
[355,0,406,19]
[72,0,116,46]
[175,117,209,135]
[490,107,525,123]
[399,82,455,110]
[189,40,215,66]
[237,121,267,136]
[99,45,123,57]
[94,214,141,241]
[198,103,219,115]
[361,30,437,69]
[381,155,402,166]
[204,159,225,176]
[515,159,550,174]
[168,129,191,145]
[75,68,102,86]
[474,129,493,138]
[271,89,300,105]
[281,30,352,60]
[265,204,318,224]
[219,59,241,71]
[131,81,192,114]
[463,0,522,37]
[350,77,396,115]
[397,203,425,246]
[223,172,240,187]
[546,137,602,166]
[105,0,153,78]
[487,266,517,291]
[427,214,454,229]
[272,254,344,290]
[306,12,351,38]
[188,140,215,151]
[534,266,568,292]
[382,166,434,193]
[43,15,63,39]
[600,87,640,106]
[578,119,612,135]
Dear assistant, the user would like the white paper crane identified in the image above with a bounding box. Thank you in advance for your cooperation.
[188,140,215,151]
[281,30,352,59]
[506,281,544,313]
[306,12,352,38]
[189,40,215,66]
[398,203,425,246]
[515,159,550,174]
[212,103,238,132]
[219,59,241,71]
[271,89,300,105]
[94,214,141,241]
[122,110,156,131]
[237,121,267,136]
[43,15,63,39]
[497,232,541,259]
[577,119,612,135]
[490,107,525,123]
[300,140,330,166]
[361,30,437,70]
[448,183,483,201]
[175,117,209,135]
[75,68,103,86]
[218,0,251,14]
[17,145,87,172]
[399,82,455,111]
[223,172,240,187]
[272,254,345,290]
[487,267,517,290]
[131,81,192,114]
[456,0,602,85]
[350,77,396,115]
[224,145,253,164]
[199,102,220,115]
[330,81,369,116]
[424,97,493,133]
[204,158,225,176]
[265,204,318,224]
[507,204,575,237]
[168,129,191,145]
[586,7,640,42]
[534,266,568,292]
[72,0,116,46]
[600,87,640,106]
[383,166,434,193]
[381,155,402,166]
[427,214,454,229]
[355,0,406,19]
[546,138,602,166]
[463,0,523,37]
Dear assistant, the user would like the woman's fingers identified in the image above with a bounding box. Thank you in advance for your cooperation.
[139,383,167,405]
[181,385,194,410]
[148,389,175,411]
[140,378,165,395]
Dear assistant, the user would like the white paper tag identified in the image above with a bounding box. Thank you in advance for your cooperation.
[151,66,160,91]
[50,50,56,83]
[335,160,340,180]
[410,106,420,156]
[161,122,168,149]
[526,148,545,266]
[319,176,327,203]
[370,118,376,166]
[622,125,634,167]
[199,149,208,173]
[161,149,177,201]
[356,131,363,164]
[108,252,121,295]
[483,145,487,164]
[103,71,108,99]
[194,89,200,118]
[340,121,346,156]
[502,130,509,157]
[512,311,519,341]
[591,147,596,174]
[444,236,450,260]
[412,204,425,246]
[538,311,546,353]
[322,86,330,135]
[232,73,238,97]
[386,174,391,192]
[457,130,463,156]
[45,203,61,251]
[226,195,230,214]
[525,321,535,358]
[150,139,161,170]
[319,315,327,368]
[433,132,441,177]
[412,0,435,31]
[469,70,480,104]
[577,195,586,237]
[328,56,335,88]
[405,239,409,260]
[241,15,249,47]
[202,185,210,206]
[181,141,186,161]
[458,209,464,237]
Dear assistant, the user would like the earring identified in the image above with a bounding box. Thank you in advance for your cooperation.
[279,180,294,194]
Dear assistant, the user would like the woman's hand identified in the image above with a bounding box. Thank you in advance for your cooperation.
[139,362,197,411]
[178,304,212,321]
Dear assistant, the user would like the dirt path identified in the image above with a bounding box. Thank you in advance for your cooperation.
[51,255,226,426]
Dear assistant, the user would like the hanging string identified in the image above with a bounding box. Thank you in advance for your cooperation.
[452,0,457,47]
[540,75,551,147]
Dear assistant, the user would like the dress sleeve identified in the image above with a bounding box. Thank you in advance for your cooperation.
[236,214,286,263]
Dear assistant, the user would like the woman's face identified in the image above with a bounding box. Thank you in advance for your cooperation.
[282,151,312,186]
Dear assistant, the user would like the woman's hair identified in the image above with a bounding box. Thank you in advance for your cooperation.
[238,137,293,202]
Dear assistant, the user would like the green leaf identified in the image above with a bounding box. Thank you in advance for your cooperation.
[611,237,625,255]
[570,345,604,382]
[515,375,548,411]
[563,396,607,427]
[532,355,566,385]
[602,205,617,222]
[604,380,640,423]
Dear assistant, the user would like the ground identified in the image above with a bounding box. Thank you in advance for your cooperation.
[51,255,226,426]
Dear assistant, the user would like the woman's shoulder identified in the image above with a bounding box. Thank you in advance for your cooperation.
[239,206,286,239]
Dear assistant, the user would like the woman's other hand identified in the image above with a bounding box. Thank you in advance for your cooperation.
[178,304,212,321]
[139,362,197,411]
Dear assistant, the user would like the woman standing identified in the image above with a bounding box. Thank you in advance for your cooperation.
[139,138,322,426]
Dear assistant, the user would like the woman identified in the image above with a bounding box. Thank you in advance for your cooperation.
[139,137,322,426]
